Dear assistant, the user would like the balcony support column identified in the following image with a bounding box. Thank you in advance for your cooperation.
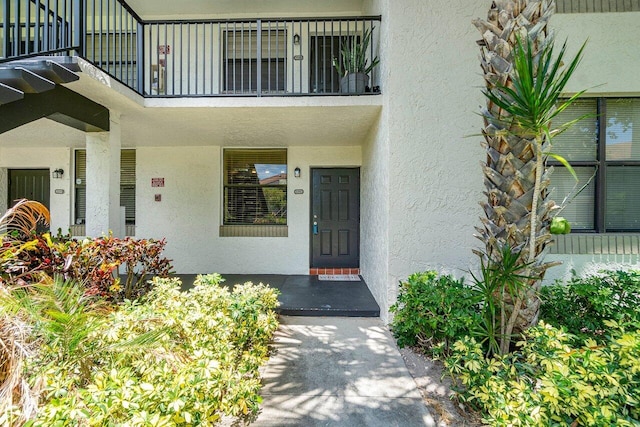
[85,112,122,237]
[2,0,10,58]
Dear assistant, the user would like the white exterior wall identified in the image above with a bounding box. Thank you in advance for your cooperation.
[135,145,360,274]
[372,0,486,321]
[85,115,122,238]
[360,0,391,319]
[554,13,640,96]
[362,4,640,319]
[0,168,7,214]
[0,147,72,232]
[545,254,640,284]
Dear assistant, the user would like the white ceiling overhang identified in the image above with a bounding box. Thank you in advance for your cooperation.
[125,0,365,19]
[0,62,382,149]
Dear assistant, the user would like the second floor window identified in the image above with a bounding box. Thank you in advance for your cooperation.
[223,28,286,93]
[550,98,640,232]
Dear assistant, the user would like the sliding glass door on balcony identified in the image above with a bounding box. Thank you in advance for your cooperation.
[309,35,341,94]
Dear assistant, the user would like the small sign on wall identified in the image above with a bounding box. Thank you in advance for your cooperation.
[151,178,165,187]
[158,45,171,55]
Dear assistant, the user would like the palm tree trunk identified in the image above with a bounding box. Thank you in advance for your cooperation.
[474,0,558,339]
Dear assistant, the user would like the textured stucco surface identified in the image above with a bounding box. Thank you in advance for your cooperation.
[360,0,391,321]
[86,132,119,237]
[382,0,486,318]
[554,12,640,96]
[0,168,7,214]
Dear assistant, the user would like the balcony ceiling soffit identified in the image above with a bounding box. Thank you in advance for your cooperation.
[122,104,380,147]
[125,0,364,18]
[0,95,380,148]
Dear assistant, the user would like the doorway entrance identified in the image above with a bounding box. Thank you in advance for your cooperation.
[310,168,360,268]
[8,169,50,209]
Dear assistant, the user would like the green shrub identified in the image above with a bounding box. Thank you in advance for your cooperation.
[1,232,173,303]
[4,274,279,426]
[66,235,174,302]
[540,270,640,342]
[390,271,480,356]
[445,321,640,426]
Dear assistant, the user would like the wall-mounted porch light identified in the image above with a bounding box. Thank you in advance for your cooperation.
[52,168,64,179]
[294,167,301,178]
[293,34,300,45]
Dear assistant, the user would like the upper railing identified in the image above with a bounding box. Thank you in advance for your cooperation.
[1,0,382,97]
[141,17,380,97]
[557,0,640,13]
[1,0,84,60]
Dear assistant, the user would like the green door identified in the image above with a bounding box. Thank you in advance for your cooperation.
[8,169,50,209]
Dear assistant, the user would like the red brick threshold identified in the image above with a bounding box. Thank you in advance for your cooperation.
[309,268,360,275]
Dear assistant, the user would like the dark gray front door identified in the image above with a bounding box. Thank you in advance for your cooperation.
[9,169,50,209]
[311,168,360,268]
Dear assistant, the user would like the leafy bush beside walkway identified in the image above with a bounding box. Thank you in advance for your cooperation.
[2,274,279,426]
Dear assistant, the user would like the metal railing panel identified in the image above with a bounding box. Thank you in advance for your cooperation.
[1,0,82,62]
[557,0,640,13]
[1,0,382,98]
[83,0,139,90]
[142,16,381,97]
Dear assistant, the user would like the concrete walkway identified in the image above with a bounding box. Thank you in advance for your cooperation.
[254,316,436,427]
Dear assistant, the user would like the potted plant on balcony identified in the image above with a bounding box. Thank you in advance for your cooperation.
[333,27,379,94]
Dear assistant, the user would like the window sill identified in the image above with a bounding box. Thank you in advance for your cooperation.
[69,224,136,237]
[219,225,288,238]
[550,233,640,255]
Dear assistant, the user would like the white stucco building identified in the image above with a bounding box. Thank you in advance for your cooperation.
[1,0,639,321]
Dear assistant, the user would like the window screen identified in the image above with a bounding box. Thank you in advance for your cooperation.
[223,149,287,225]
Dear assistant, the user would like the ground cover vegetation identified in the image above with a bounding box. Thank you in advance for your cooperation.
[393,1,639,425]
[0,200,279,426]
[391,269,640,426]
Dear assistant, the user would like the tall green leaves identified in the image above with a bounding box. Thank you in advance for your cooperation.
[484,36,587,140]
[482,32,588,261]
[471,245,536,356]
[333,27,380,77]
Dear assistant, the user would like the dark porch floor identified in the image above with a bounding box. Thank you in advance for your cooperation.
[172,274,380,317]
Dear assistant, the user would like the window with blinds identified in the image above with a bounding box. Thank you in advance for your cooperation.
[223,149,287,225]
[74,149,136,225]
[549,98,640,232]
[222,28,286,93]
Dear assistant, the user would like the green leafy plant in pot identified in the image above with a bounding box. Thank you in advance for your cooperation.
[333,27,380,94]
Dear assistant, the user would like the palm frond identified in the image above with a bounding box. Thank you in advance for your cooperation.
[0,199,50,240]
[0,288,41,424]
[483,36,587,140]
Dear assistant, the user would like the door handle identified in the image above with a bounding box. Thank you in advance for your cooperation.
[313,222,318,235]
